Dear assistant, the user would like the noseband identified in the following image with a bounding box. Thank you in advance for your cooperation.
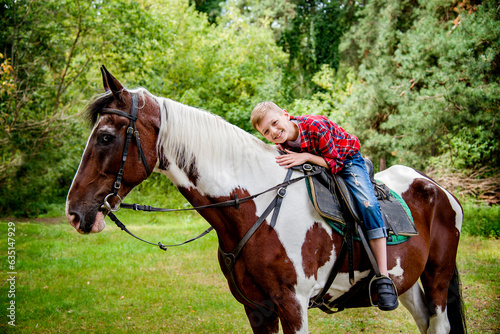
[99,93,151,213]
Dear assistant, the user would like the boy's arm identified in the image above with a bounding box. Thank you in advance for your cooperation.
[275,149,329,169]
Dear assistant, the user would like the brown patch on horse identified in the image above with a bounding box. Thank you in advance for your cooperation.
[157,146,170,171]
[403,178,461,313]
[301,222,333,280]
[182,157,199,185]
[177,186,303,331]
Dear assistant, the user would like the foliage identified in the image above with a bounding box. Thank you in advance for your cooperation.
[338,0,500,171]
[462,201,500,237]
[189,0,223,24]
[0,0,286,216]
[288,65,358,131]
[277,0,362,99]
[0,0,104,216]
[1,0,498,216]
[193,0,363,100]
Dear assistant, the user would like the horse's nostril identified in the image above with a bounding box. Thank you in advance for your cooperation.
[68,212,81,230]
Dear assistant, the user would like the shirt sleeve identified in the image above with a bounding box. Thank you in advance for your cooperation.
[317,127,345,174]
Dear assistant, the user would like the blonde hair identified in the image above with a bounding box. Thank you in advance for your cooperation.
[251,101,283,130]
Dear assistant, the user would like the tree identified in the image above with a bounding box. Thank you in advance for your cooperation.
[0,0,287,216]
[338,0,500,172]
[0,0,105,215]
[189,0,223,24]
[278,0,361,100]
[193,0,363,101]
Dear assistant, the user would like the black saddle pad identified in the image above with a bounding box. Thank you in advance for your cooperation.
[304,166,418,238]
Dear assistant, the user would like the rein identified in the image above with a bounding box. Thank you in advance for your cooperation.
[96,96,329,310]
[96,94,323,251]
[109,167,322,251]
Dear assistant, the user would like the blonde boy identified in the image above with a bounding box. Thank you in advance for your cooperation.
[251,101,398,311]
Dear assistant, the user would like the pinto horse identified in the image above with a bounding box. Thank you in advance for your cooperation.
[66,67,466,334]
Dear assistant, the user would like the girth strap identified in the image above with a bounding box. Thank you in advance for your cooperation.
[219,168,294,310]
[305,163,386,313]
[308,231,349,312]
[220,168,293,272]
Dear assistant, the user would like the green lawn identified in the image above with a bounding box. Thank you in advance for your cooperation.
[0,210,498,333]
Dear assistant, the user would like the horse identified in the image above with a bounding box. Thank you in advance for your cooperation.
[65,66,466,334]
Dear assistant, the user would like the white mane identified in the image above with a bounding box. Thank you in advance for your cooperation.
[152,95,279,193]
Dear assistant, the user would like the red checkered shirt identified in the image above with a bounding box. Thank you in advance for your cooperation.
[278,115,360,174]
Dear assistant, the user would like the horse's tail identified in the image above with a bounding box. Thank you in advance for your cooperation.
[447,266,467,334]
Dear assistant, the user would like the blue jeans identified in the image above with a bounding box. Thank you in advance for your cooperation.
[337,152,387,240]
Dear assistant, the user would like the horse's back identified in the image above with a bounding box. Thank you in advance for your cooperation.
[375,165,463,233]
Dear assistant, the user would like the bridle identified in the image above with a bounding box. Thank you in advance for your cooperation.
[94,91,323,251]
[99,92,151,214]
[92,93,325,310]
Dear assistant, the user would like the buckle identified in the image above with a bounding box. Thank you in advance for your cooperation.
[303,164,313,172]
[308,298,323,309]
[277,187,287,198]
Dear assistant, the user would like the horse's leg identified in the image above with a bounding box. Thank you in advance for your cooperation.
[399,282,430,334]
[274,296,309,334]
[244,294,308,334]
[420,241,458,334]
[244,305,280,334]
[421,266,467,334]
[401,275,453,334]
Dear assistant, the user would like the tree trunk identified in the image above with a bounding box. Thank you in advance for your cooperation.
[379,157,387,171]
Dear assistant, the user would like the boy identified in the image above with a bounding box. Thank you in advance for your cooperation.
[251,101,398,311]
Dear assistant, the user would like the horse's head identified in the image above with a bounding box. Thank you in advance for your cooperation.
[66,66,160,234]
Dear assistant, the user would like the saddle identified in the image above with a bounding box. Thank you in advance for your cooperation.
[304,159,418,239]
[302,160,417,314]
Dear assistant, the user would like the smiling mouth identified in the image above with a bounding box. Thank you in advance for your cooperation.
[273,130,283,141]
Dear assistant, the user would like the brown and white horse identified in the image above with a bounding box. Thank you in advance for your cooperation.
[66,67,466,334]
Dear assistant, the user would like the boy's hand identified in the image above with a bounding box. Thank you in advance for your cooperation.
[275,149,329,169]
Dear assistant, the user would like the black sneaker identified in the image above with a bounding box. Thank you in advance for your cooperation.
[374,276,399,311]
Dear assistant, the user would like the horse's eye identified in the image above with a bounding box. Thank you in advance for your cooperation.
[97,133,114,145]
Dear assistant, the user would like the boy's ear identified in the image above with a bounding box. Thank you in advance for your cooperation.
[283,109,290,119]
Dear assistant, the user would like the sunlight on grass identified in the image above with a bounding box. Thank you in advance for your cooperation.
[0,213,498,333]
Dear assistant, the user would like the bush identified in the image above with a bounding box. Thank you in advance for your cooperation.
[461,202,500,238]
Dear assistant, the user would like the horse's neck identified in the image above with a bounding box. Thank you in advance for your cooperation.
[155,98,282,197]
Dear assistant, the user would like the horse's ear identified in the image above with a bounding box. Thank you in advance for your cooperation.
[100,65,125,105]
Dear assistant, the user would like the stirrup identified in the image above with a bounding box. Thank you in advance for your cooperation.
[368,274,398,307]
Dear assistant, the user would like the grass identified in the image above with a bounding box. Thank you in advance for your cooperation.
[0,207,499,333]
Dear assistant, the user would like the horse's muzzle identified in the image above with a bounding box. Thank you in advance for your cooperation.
[66,208,106,234]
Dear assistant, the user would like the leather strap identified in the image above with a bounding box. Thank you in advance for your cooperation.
[309,232,349,313]
[108,211,213,251]
[220,168,294,272]
[120,168,316,213]
[270,168,293,228]
[101,93,151,182]
[219,168,294,311]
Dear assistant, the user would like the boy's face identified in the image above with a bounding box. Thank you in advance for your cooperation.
[255,107,298,144]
